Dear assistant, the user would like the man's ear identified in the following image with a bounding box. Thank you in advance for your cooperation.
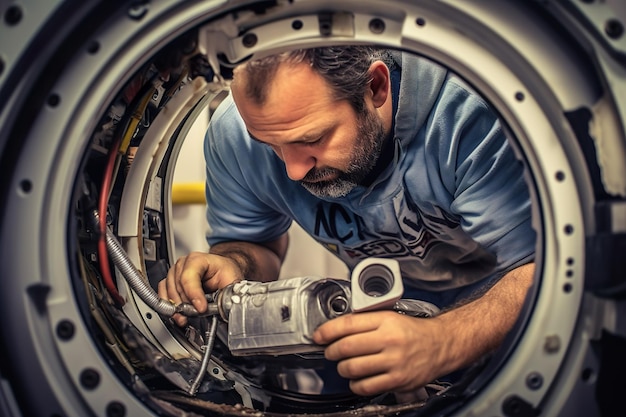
[368,61,391,108]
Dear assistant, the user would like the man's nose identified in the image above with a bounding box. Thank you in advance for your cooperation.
[280,146,316,181]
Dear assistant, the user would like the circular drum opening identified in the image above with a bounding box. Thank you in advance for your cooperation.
[0,1,624,417]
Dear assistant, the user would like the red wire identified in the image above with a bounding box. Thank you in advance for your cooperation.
[98,137,126,306]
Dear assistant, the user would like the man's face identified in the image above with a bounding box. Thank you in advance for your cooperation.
[299,106,386,198]
[231,61,390,199]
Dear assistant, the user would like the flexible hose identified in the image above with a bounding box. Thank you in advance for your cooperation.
[93,211,202,317]
[188,315,218,396]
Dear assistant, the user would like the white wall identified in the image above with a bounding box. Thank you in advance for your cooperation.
[279,223,348,280]
[171,111,210,258]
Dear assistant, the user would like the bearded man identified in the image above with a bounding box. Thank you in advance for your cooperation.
[159,46,536,399]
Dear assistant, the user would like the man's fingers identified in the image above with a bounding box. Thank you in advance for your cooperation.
[157,262,186,326]
[336,352,424,396]
[323,331,383,361]
[313,312,387,345]
[157,252,242,327]
[164,260,185,305]
[348,371,404,397]
[157,278,167,300]
[178,254,214,312]
[335,352,387,379]
[158,254,211,327]
[171,312,188,327]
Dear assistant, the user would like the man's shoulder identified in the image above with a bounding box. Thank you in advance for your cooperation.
[210,94,246,135]
[206,94,256,158]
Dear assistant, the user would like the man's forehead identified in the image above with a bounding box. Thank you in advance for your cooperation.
[234,62,334,110]
[237,60,323,90]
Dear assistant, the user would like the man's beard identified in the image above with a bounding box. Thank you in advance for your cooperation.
[299,108,387,199]
[299,110,386,198]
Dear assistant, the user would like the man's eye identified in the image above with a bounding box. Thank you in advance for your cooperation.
[305,137,323,146]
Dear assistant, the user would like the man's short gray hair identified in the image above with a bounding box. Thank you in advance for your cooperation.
[235,46,394,114]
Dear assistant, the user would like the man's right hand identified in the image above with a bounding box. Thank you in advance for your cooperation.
[157,251,244,326]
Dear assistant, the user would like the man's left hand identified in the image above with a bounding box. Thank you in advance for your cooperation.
[312,311,448,396]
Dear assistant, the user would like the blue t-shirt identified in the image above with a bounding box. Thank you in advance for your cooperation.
[203,52,535,308]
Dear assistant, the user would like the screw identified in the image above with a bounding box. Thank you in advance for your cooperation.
[19,179,33,194]
[87,41,100,55]
[526,372,543,390]
[555,171,566,181]
[80,368,101,390]
[4,5,23,26]
[106,401,126,417]
[56,320,75,341]
[242,33,258,48]
[502,395,536,417]
[605,19,624,39]
[369,18,386,34]
[47,94,61,107]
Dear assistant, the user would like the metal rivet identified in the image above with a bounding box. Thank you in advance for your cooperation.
[242,33,258,48]
[106,401,126,417]
[80,368,101,390]
[502,395,536,417]
[4,5,23,26]
[19,179,32,194]
[526,372,543,390]
[87,41,100,54]
[605,19,624,39]
[56,320,75,341]
[369,18,385,34]
[47,93,61,107]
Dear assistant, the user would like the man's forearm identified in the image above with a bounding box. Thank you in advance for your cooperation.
[209,234,288,282]
[434,262,535,376]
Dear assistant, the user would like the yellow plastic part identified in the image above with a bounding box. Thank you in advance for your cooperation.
[171,182,205,205]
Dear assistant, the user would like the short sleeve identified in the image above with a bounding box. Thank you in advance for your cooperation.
[429,78,536,276]
[203,96,292,246]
